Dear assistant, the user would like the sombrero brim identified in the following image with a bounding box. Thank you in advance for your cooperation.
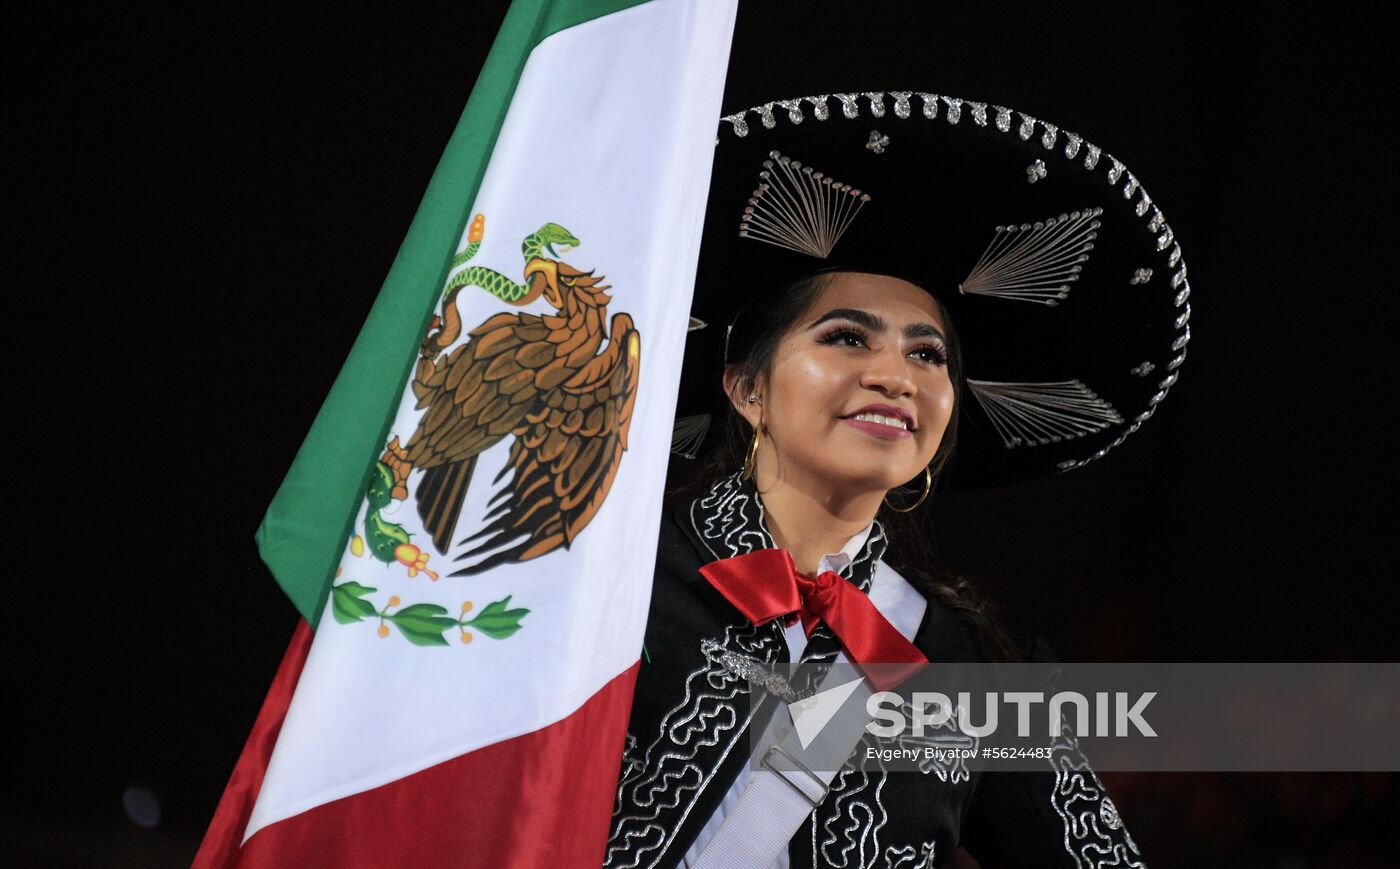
[673,92,1191,491]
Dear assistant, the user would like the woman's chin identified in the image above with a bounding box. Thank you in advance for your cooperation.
[813,465,920,498]
[830,446,926,488]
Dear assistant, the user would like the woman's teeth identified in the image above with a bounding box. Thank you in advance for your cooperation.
[851,413,908,430]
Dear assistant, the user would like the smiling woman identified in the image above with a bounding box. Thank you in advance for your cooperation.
[725,272,958,571]
[613,271,1093,869]
[606,88,1185,868]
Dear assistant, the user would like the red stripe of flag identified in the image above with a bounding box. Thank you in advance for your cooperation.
[198,635,639,868]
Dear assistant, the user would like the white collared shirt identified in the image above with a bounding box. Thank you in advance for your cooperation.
[779,522,873,661]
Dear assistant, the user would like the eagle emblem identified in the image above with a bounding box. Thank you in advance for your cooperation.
[376,214,642,577]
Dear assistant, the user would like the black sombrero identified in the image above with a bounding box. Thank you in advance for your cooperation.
[671,91,1191,491]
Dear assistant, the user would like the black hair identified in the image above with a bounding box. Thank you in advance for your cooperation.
[680,268,1019,662]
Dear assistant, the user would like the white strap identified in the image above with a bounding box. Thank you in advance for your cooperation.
[689,563,926,868]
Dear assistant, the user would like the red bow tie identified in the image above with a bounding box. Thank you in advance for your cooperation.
[699,548,927,691]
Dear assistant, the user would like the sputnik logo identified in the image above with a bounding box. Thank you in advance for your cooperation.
[788,676,867,749]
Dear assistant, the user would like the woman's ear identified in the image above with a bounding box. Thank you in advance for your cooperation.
[722,364,763,429]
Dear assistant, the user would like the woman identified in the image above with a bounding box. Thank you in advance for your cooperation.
[607,90,1186,868]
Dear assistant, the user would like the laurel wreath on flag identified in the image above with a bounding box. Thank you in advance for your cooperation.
[330,581,530,647]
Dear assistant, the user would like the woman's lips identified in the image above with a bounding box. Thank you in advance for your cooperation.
[840,417,913,440]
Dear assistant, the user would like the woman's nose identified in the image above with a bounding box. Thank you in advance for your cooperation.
[861,346,917,397]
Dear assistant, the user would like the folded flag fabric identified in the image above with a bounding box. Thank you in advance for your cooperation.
[196,1,738,865]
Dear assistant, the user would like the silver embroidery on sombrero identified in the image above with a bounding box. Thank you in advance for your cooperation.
[606,473,888,868]
[967,379,1123,449]
[714,92,1192,474]
[670,414,710,460]
[1048,717,1147,868]
[958,208,1103,306]
[739,151,870,260]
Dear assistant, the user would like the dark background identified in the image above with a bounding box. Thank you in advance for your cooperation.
[12,2,1396,866]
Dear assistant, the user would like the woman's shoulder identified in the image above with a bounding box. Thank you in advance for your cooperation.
[883,560,1045,664]
[896,571,992,664]
[655,497,712,566]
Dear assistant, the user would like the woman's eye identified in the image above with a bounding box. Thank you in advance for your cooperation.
[820,328,868,348]
[910,345,949,366]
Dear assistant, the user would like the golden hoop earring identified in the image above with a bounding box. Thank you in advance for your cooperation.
[884,465,933,513]
[741,425,763,480]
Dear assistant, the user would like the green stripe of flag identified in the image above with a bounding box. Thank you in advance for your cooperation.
[257,0,652,626]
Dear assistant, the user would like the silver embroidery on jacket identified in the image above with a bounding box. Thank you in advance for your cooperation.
[893,698,977,783]
[605,617,782,868]
[609,473,894,868]
[882,840,936,869]
[1048,715,1147,868]
[802,697,973,868]
[606,474,787,868]
[814,758,890,868]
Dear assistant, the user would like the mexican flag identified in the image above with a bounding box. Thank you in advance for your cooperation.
[196,1,738,865]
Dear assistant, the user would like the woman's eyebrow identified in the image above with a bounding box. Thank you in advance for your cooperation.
[808,308,946,342]
[808,308,883,331]
[905,322,946,342]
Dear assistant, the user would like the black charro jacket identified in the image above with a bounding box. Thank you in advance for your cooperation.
[604,473,1145,869]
